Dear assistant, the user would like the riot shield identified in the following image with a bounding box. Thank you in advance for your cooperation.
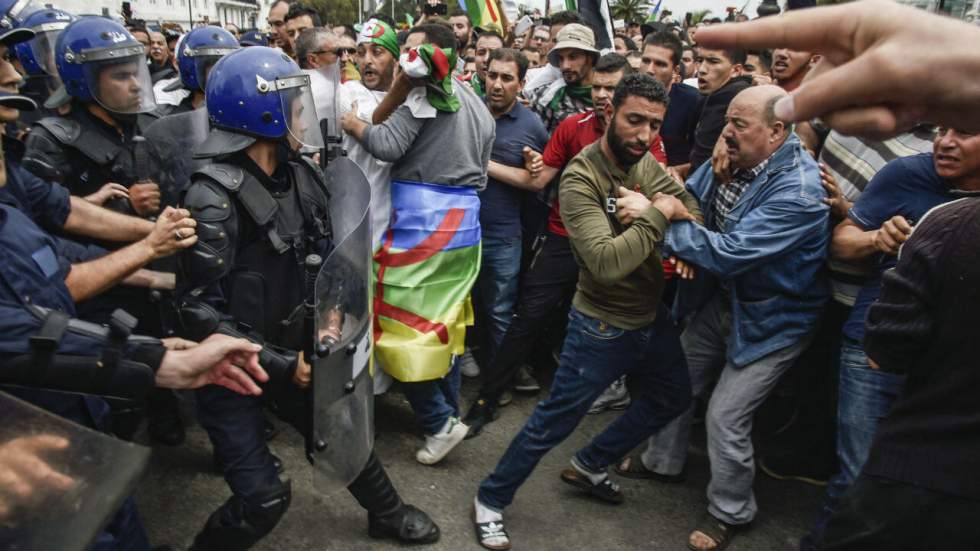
[310,156,374,493]
[142,107,211,207]
[0,392,150,551]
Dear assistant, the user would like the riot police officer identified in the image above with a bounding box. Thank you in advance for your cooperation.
[12,6,74,126]
[22,17,161,216]
[157,25,239,116]
[177,46,440,548]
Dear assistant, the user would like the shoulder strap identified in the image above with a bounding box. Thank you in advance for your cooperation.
[194,162,288,253]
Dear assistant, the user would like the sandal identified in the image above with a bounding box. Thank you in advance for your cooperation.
[687,514,744,551]
[614,455,686,483]
[472,504,511,550]
[559,468,624,504]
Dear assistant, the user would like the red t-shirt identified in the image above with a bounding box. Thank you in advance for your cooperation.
[542,110,668,236]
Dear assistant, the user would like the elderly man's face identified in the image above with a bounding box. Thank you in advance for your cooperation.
[721,95,784,170]
[148,32,168,63]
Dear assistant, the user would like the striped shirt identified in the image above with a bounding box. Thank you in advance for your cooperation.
[819,126,935,306]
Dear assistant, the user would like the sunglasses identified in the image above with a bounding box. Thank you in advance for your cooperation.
[334,47,356,56]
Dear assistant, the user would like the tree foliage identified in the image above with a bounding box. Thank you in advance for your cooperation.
[610,0,651,24]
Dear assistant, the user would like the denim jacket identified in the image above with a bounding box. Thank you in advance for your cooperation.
[665,134,830,367]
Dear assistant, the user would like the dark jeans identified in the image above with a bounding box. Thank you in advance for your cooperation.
[478,231,579,401]
[815,474,980,550]
[803,337,906,549]
[475,235,522,365]
[477,306,691,510]
[402,361,461,435]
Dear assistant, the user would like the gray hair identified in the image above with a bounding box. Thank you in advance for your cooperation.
[296,26,333,69]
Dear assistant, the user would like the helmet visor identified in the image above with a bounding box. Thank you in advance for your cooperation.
[82,50,157,114]
[276,74,324,150]
[29,24,67,76]
[192,48,235,91]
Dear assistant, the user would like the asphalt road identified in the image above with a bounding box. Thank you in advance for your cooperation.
[137,379,821,550]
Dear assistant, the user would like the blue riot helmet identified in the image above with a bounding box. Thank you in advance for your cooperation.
[55,17,157,114]
[198,46,323,157]
[0,0,36,45]
[14,8,74,77]
[175,26,238,92]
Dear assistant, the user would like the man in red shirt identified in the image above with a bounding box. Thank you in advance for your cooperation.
[464,53,667,436]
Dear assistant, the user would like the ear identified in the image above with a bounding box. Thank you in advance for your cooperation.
[808,54,822,69]
[732,63,744,77]
[771,120,786,141]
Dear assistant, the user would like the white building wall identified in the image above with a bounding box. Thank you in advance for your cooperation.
[51,0,263,31]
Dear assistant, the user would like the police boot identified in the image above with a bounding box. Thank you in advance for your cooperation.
[348,452,440,545]
[189,480,291,550]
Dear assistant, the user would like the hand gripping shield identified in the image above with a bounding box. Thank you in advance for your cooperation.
[0,392,150,550]
[310,156,373,493]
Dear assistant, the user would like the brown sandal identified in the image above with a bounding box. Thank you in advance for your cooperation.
[614,455,686,482]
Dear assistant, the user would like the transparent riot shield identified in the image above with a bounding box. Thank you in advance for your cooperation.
[141,107,212,207]
[310,156,373,493]
[0,392,150,551]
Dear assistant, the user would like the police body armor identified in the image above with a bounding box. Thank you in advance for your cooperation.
[178,156,332,352]
[22,110,159,213]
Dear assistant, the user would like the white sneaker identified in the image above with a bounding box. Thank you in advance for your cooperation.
[416,417,469,465]
[459,349,480,378]
[587,376,631,414]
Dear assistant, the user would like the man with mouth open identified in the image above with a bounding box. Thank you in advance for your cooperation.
[770,47,818,92]
[688,47,752,174]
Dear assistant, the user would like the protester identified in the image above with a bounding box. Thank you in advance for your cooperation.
[519,46,540,69]
[770,47,817,91]
[640,32,699,168]
[524,23,597,133]
[267,0,292,54]
[284,3,320,54]
[341,23,494,466]
[470,30,503,99]
[621,86,830,551]
[473,73,698,550]
[687,47,751,172]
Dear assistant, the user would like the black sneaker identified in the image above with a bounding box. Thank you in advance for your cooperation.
[559,468,624,504]
[513,367,541,394]
[463,399,499,439]
[147,414,185,447]
[759,451,831,486]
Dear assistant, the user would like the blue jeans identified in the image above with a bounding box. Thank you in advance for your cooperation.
[803,337,906,549]
[402,361,462,435]
[477,306,691,510]
[476,235,522,362]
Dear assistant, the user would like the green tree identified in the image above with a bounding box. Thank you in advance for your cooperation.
[610,0,651,23]
[307,0,360,26]
[688,8,713,24]
[370,0,420,26]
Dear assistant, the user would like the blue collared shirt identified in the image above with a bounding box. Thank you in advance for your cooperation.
[481,100,548,238]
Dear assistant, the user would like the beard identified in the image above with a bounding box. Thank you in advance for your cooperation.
[607,116,649,168]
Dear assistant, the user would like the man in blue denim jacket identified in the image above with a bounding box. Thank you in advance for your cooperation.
[621,86,830,551]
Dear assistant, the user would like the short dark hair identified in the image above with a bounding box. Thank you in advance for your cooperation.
[285,3,322,26]
[594,52,633,76]
[746,49,772,72]
[368,13,396,27]
[549,10,585,27]
[520,46,538,54]
[411,23,457,49]
[614,33,637,52]
[612,72,669,110]
[710,48,747,66]
[476,29,504,45]
[487,47,529,80]
[642,31,683,68]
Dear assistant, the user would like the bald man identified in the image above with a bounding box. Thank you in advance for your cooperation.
[618,86,831,550]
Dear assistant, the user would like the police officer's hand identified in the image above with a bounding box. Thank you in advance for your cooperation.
[0,435,75,522]
[156,334,267,395]
[129,181,162,216]
[84,183,129,206]
[144,206,197,259]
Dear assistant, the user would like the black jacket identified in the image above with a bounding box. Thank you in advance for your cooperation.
[689,75,753,172]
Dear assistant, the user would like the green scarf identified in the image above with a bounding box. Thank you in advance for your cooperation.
[357,19,399,60]
[401,44,460,113]
[548,84,593,111]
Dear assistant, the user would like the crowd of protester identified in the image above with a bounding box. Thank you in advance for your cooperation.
[2,0,979,550]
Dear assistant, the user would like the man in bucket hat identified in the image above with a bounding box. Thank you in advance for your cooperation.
[523,22,598,133]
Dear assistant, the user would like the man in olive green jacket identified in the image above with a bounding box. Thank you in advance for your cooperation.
[472,73,701,550]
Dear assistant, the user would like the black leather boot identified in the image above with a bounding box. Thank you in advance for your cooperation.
[189,480,291,550]
[348,452,440,544]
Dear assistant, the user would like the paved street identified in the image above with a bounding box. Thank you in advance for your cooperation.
[138,379,821,550]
